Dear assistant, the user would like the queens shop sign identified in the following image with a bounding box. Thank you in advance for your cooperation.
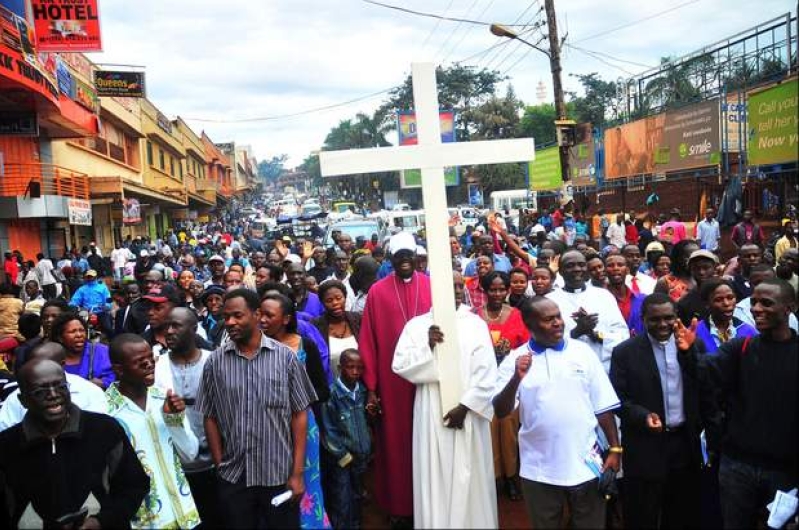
[94,70,146,98]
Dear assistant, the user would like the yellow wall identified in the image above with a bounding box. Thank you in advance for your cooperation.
[51,141,143,184]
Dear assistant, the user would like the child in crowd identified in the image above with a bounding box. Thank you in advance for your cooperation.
[320,349,371,529]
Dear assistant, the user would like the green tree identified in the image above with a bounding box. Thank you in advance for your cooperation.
[466,87,526,196]
[518,102,577,146]
[567,73,623,127]
[321,111,396,197]
[257,154,288,183]
[299,153,322,189]
[376,64,505,141]
[465,86,523,139]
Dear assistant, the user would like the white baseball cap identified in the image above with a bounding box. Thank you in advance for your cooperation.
[389,232,416,254]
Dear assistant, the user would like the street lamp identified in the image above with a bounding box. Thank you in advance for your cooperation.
[489,24,550,57]
[491,0,574,202]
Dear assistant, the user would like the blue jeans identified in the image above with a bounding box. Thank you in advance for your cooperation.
[719,455,796,529]
[324,453,366,529]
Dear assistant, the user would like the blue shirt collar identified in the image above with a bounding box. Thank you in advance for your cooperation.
[528,338,566,354]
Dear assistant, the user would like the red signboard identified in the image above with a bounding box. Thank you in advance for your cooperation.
[30,0,102,52]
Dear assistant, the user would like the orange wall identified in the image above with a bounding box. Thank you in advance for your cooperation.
[8,220,42,261]
[0,137,40,164]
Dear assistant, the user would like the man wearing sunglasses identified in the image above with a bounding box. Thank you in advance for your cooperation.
[0,342,107,431]
[0,358,148,528]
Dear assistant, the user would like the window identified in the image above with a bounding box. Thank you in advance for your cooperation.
[146,141,153,166]
[170,156,175,176]
[159,148,165,171]
[179,161,183,180]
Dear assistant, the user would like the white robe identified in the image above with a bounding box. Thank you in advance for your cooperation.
[547,285,630,372]
[393,305,499,529]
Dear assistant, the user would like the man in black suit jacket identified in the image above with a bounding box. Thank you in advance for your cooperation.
[115,282,148,337]
[610,292,718,529]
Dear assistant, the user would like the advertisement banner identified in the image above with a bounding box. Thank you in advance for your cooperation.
[722,93,747,152]
[122,198,142,225]
[467,184,484,206]
[747,79,798,165]
[568,123,596,187]
[0,18,61,108]
[605,99,721,179]
[94,70,146,97]
[68,198,92,226]
[72,75,98,112]
[30,0,102,52]
[398,110,459,188]
[528,146,562,191]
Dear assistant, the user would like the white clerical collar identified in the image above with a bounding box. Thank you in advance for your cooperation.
[562,284,588,294]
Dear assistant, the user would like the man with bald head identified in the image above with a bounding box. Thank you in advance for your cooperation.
[0,359,148,528]
[0,342,107,431]
[546,250,630,372]
[156,307,218,526]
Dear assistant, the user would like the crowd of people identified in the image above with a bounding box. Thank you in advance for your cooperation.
[0,196,796,530]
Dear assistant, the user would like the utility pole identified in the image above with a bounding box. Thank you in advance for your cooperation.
[491,0,574,190]
[543,0,572,185]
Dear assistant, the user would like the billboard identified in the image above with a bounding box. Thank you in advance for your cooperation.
[68,198,92,226]
[94,70,146,97]
[568,123,596,187]
[605,99,721,179]
[398,110,459,188]
[528,146,562,191]
[122,198,141,225]
[747,78,798,166]
[30,0,102,52]
[722,94,747,153]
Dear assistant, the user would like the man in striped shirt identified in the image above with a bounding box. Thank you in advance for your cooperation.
[196,289,316,528]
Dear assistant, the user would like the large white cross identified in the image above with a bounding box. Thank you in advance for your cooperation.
[320,63,535,414]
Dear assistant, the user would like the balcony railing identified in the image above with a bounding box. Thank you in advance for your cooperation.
[0,163,90,200]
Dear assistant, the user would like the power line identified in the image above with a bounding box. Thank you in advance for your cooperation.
[361,0,531,26]
[500,34,548,76]
[435,0,482,59]
[418,0,456,54]
[565,43,654,69]
[480,1,540,67]
[563,45,637,76]
[572,0,701,43]
[441,0,497,63]
[184,87,394,123]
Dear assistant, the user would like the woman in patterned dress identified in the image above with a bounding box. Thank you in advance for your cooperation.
[260,292,331,529]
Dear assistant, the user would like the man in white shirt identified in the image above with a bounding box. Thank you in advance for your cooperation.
[695,208,721,252]
[110,243,134,283]
[0,342,107,431]
[622,244,656,295]
[493,297,621,529]
[34,253,57,300]
[546,251,630,372]
[606,214,627,249]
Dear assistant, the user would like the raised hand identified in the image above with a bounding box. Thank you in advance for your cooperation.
[515,353,533,381]
[673,318,698,350]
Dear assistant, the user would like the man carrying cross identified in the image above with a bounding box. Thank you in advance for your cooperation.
[321,62,536,527]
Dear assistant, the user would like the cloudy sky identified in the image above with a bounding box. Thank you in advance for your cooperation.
[95,0,791,166]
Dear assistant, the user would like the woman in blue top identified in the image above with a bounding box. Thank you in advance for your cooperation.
[695,278,757,354]
[51,312,115,388]
[260,293,331,530]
